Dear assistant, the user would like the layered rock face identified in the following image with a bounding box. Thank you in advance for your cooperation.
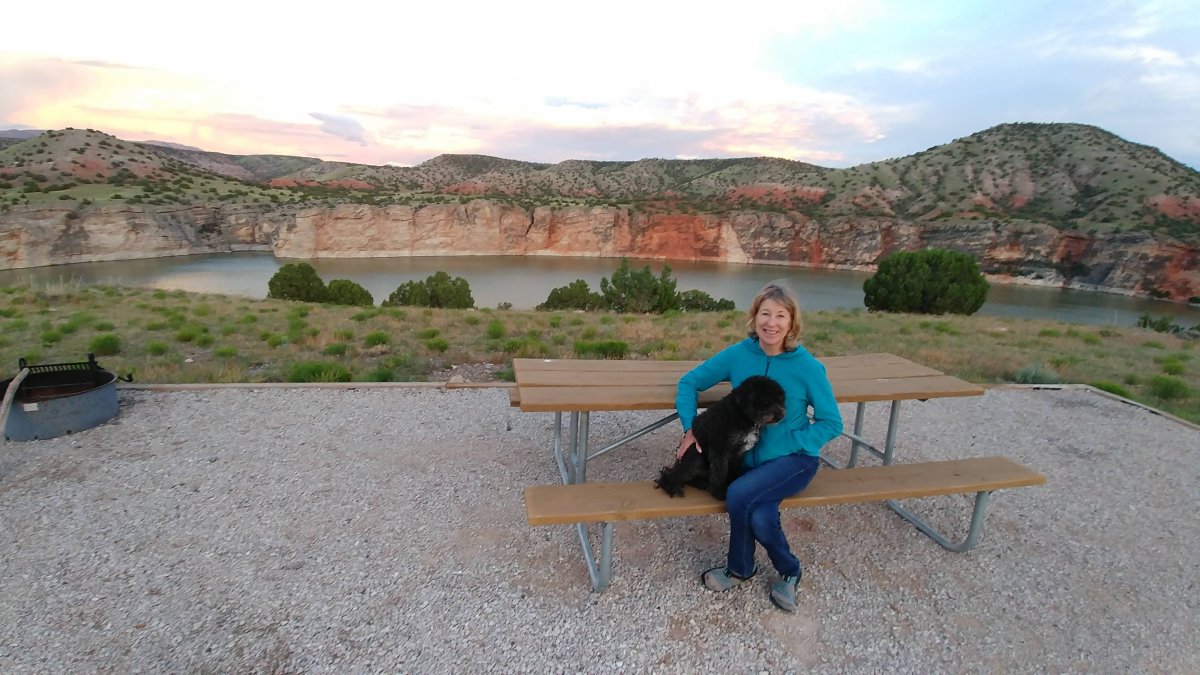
[0,204,281,267]
[1,201,1196,300]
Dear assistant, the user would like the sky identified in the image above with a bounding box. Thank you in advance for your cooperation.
[2,0,1198,169]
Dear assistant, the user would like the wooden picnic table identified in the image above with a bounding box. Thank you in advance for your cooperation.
[512,353,984,484]
[509,354,1037,592]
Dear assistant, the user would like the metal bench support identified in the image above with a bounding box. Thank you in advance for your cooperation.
[563,490,999,592]
[886,490,993,552]
[575,522,614,592]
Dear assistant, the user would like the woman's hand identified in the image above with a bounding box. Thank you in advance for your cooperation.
[676,429,701,460]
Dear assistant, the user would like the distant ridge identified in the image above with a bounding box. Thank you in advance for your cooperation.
[1,123,1197,245]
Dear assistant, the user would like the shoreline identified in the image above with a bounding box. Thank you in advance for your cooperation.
[2,248,1197,308]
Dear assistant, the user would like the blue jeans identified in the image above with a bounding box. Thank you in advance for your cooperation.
[724,453,820,578]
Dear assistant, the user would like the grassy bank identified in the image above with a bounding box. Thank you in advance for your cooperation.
[0,281,1196,424]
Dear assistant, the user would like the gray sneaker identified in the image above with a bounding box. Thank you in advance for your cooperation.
[769,573,802,612]
[701,566,757,592]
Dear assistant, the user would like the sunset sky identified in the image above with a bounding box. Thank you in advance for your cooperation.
[3,1,1198,169]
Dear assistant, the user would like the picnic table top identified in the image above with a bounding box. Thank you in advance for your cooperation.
[512,353,984,413]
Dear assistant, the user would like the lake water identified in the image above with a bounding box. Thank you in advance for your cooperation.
[2,252,1198,328]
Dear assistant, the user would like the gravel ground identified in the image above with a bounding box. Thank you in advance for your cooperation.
[0,385,1197,673]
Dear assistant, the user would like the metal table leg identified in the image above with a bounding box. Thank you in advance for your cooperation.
[823,400,904,469]
[573,412,590,484]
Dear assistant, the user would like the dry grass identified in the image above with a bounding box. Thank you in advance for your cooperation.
[0,282,1196,423]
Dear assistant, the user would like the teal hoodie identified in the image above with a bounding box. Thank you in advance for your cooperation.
[675,337,843,467]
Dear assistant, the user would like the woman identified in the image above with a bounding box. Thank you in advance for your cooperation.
[674,282,843,613]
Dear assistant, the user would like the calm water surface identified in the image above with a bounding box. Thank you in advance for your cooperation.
[2,252,1197,328]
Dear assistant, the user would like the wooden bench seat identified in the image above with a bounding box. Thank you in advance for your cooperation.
[524,456,1045,591]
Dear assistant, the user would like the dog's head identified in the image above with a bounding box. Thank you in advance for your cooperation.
[732,375,786,426]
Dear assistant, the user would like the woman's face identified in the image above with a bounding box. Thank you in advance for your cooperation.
[755,298,791,355]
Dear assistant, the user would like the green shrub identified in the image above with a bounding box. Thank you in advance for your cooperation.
[600,259,680,313]
[538,279,604,311]
[323,343,348,356]
[195,334,214,347]
[219,324,237,336]
[385,280,429,307]
[930,321,960,335]
[146,341,168,356]
[266,334,286,348]
[486,319,506,339]
[288,361,353,383]
[1090,381,1132,398]
[1011,363,1060,384]
[574,340,628,359]
[415,328,440,339]
[364,331,390,347]
[267,263,328,302]
[678,289,736,312]
[366,367,395,382]
[175,327,201,343]
[40,329,62,344]
[1161,361,1185,375]
[1136,313,1176,333]
[1147,375,1191,400]
[465,315,481,326]
[334,329,354,340]
[424,337,449,352]
[863,248,989,315]
[383,271,473,308]
[214,346,238,358]
[1049,355,1077,369]
[326,279,374,306]
[236,313,258,324]
[88,333,121,355]
[1038,328,1062,338]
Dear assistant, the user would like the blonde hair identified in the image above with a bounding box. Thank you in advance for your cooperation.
[745,281,803,351]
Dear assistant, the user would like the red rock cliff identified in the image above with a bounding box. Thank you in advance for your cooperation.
[1,200,1196,300]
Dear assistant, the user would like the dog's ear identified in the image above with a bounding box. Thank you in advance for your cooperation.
[731,380,757,418]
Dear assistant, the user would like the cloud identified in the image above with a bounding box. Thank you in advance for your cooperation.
[0,56,94,123]
[309,112,367,145]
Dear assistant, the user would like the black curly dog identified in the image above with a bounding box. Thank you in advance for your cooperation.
[655,375,787,500]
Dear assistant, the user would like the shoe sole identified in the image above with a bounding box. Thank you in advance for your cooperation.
[769,592,797,613]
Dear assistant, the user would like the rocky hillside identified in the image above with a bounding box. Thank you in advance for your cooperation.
[1,124,1198,301]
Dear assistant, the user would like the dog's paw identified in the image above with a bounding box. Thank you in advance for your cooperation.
[654,475,685,498]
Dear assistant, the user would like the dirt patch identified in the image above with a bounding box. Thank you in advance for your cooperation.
[427,362,505,384]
